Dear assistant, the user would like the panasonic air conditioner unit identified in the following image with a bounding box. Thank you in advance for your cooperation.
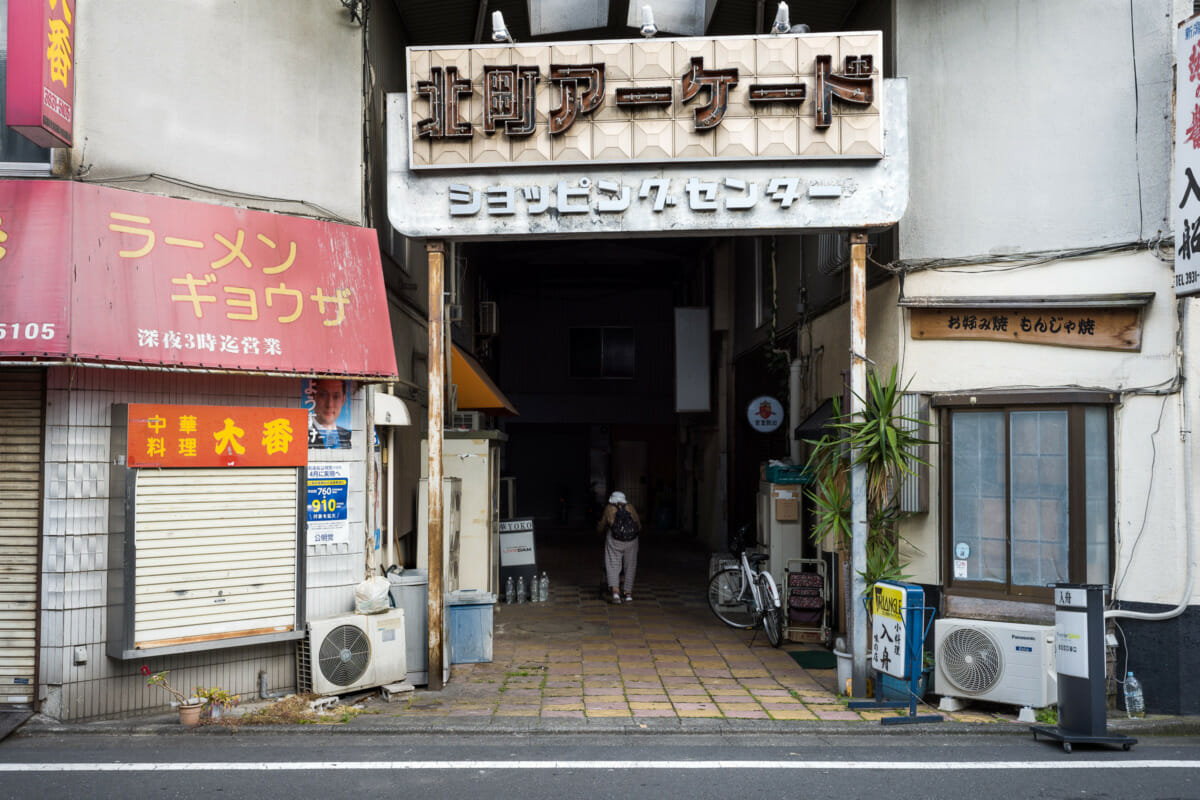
[299,609,407,697]
[934,618,1057,709]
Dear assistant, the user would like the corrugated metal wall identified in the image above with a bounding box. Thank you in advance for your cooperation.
[0,370,43,706]
[40,366,367,721]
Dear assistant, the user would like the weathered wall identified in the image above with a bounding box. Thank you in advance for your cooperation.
[71,0,365,223]
[895,0,1173,259]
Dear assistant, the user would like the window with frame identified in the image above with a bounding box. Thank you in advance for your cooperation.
[941,397,1112,601]
[569,326,634,379]
[0,0,53,173]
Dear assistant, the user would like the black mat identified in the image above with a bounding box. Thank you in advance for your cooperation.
[787,649,838,670]
[0,711,31,742]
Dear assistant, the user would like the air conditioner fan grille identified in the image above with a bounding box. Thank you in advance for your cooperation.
[318,623,372,687]
[939,626,1002,694]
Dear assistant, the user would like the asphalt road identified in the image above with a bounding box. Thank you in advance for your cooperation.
[0,731,1196,799]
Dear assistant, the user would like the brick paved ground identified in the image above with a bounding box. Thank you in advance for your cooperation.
[377,527,1003,726]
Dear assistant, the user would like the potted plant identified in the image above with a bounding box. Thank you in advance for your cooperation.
[141,665,202,726]
[803,365,931,591]
[195,686,239,720]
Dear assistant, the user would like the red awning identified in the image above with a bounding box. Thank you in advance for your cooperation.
[0,180,398,379]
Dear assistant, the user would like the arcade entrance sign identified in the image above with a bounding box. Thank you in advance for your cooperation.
[388,31,908,240]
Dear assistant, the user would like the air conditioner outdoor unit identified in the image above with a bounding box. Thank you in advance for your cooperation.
[478,301,498,336]
[934,618,1057,709]
[451,411,486,430]
[299,609,407,697]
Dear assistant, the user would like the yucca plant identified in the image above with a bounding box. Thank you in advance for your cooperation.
[803,366,931,591]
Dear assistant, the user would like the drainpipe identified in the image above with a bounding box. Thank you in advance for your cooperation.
[1106,301,1195,622]
[849,231,869,697]
[426,240,446,691]
[788,358,802,465]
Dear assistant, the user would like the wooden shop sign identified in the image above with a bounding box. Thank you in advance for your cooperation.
[909,306,1143,351]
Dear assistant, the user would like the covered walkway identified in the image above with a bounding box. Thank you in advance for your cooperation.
[392,528,993,724]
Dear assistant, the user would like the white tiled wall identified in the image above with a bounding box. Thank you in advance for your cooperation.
[39,366,369,721]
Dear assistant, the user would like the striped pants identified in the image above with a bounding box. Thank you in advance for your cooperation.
[604,534,639,593]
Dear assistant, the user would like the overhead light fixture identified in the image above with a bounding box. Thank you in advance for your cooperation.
[770,1,790,35]
[492,10,514,43]
[639,5,658,38]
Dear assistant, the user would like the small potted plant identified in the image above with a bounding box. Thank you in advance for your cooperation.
[141,665,202,726]
[195,686,239,720]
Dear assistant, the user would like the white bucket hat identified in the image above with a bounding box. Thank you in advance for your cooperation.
[608,491,626,504]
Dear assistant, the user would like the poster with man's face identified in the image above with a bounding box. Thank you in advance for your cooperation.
[303,378,352,450]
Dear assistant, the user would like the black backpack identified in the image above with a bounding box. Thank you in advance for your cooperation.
[610,504,640,541]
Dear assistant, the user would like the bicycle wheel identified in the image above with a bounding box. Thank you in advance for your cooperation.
[755,572,784,648]
[707,568,756,629]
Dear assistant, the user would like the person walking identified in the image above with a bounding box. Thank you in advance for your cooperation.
[597,490,641,604]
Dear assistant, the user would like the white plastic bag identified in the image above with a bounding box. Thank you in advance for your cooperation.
[354,576,392,614]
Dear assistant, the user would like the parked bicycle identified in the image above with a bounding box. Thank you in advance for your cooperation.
[707,532,784,648]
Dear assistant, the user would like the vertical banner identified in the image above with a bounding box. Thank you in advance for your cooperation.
[5,0,75,147]
[1176,14,1200,296]
[306,463,350,546]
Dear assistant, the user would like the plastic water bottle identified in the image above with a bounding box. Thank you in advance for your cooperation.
[505,575,515,605]
[528,574,538,603]
[1124,671,1145,718]
[517,576,526,604]
[539,572,549,602]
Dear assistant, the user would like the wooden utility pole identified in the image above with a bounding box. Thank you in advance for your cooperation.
[426,240,445,690]
[849,230,869,697]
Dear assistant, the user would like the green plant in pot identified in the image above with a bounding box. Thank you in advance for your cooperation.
[803,365,932,591]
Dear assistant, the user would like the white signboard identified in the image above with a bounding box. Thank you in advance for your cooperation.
[499,530,536,566]
[1176,15,1200,296]
[871,582,907,679]
[387,82,908,240]
[306,463,350,546]
[1055,609,1089,679]
[746,395,784,432]
[498,518,534,533]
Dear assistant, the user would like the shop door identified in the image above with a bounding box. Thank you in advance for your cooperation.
[0,370,43,707]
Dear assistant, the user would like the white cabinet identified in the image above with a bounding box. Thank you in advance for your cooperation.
[757,481,805,588]
[417,477,462,592]
[420,432,505,593]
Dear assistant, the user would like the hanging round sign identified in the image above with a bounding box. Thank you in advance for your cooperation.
[746,395,784,433]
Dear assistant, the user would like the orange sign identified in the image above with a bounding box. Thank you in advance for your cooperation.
[126,403,308,468]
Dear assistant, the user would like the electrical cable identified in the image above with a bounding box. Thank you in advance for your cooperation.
[78,172,357,226]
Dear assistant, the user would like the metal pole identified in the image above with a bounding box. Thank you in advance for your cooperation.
[849,230,869,697]
[426,240,446,690]
[365,384,378,578]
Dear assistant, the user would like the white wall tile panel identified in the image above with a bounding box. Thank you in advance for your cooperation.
[37,366,375,719]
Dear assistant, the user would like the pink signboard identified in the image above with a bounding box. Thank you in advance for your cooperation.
[0,180,398,379]
[5,0,75,147]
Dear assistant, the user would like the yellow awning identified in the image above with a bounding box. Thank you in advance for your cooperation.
[450,344,518,416]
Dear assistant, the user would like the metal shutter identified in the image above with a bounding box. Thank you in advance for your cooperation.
[133,467,298,649]
[0,371,42,706]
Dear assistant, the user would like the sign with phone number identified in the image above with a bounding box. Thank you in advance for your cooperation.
[306,463,349,546]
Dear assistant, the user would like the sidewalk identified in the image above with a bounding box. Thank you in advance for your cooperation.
[15,528,1197,737]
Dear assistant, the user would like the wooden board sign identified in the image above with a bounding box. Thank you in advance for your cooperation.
[909,307,1142,351]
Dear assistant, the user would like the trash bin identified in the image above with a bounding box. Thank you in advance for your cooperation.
[388,569,431,684]
[446,589,496,664]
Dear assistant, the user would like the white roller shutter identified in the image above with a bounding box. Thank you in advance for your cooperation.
[133,467,298,649]
[0,371,42,706]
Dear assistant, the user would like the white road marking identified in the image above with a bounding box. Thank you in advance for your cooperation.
[0,760,1195,772]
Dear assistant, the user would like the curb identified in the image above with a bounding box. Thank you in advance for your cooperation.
[16,712,1200,739]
